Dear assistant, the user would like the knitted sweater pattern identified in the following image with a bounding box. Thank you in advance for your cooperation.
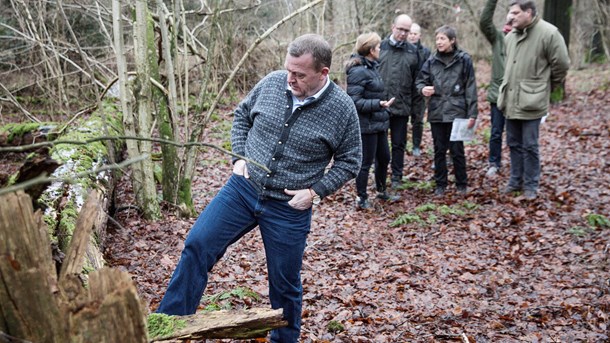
[231,70,362,201]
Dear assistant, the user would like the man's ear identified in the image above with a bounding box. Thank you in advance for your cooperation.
[320,67,330,77]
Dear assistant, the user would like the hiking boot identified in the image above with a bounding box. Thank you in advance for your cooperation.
[486,166,499,177]
[412,147,421,157]
[356,198,371,209]
[456,185,468,195]
[434,187,446,196]
[523,189,537,200]
[376,191,401,202]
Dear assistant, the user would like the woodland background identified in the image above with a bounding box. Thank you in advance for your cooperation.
[0,0,609,342]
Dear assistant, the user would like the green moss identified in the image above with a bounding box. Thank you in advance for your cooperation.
[0,122,43,143]
[200,287,261,312]
[58,203,78,251]
[585,213,610,228]
[415,203,437,213]
[147,313,187,339]
[327,320,344,334]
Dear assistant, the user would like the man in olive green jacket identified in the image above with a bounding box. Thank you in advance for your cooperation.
[498,0,570,200]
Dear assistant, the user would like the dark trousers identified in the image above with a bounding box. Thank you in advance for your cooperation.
[489,103,506,168]
[356,131,390,200]
[430,122,467,189]
[412,109,424,149]
[389,116,408,181]
[506,118,541,191]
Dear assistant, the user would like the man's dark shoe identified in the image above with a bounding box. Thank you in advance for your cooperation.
[502,186,520,194]
[412,147,421,157]
[456,185,468,195]
[357,198,371,209]
[523,189,537,200]
[434,187,446,196]
[376,191,401,202]
[391,180,401,189]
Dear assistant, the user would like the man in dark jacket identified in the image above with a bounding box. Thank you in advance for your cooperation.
[379,14,421,188]
[479,0,513,177]
[407,22,431,157]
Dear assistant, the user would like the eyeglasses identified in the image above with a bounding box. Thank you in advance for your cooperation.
[394,27,410,34]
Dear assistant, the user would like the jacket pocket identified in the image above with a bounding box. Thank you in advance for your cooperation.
[518,81,548,111]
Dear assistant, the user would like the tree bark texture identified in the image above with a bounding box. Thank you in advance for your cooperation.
[0,191,148,343]
[132,0,161,220]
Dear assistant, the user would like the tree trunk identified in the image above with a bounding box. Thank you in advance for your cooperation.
[543,0,572,50]
[152,0,182,209]
[131,0,161,220]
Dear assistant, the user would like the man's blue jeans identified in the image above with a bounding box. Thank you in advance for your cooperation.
[157,174,312,343]
[506,118,541,191]
[489,103,505,168]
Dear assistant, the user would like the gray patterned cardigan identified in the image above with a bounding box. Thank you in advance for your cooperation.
[231,70,362,201]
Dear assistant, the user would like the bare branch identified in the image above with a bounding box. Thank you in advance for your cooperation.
[0,135,271,173]
[202,0,324,126]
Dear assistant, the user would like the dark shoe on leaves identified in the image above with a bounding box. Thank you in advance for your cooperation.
[376,191,401,202]
[357,198,371,209]
[434,187,446,196]
[412,147,421,157]
[457,185,468,195]
[391,180,401,189]
[523,189,537,200]
[502,185,521,194]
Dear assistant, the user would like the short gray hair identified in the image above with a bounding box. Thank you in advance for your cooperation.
[287,34,332,71]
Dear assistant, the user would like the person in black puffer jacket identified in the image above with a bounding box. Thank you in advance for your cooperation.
[346,32,399,209]
[416,25,478,196]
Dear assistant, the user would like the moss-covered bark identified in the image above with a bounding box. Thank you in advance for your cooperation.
[39,100,123,267]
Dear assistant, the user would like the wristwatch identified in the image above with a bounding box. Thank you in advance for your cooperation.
[309,189,321,205]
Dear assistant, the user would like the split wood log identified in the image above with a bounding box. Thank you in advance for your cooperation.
[0,191,147,343]
[151,308,287,342]
[1,191,286,342]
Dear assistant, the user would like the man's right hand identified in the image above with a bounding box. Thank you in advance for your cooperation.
[233,159,249,178]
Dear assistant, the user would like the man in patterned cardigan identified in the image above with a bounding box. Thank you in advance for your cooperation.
[156,34,362,343]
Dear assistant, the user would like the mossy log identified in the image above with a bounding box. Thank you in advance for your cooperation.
[151,308,287,341]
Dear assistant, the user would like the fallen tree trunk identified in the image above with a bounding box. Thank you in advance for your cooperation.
[151,308,287,341]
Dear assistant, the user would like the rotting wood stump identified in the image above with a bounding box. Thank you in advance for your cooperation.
[0,191,286,342]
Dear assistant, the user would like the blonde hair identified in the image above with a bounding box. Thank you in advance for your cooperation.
[354,32,381,56]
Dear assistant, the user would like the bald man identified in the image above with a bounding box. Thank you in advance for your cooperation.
[378,14,421,188]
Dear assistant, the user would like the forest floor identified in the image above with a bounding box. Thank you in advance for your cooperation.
[102,60,610,343]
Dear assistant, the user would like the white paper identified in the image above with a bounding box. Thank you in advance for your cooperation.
[450,118,476,141]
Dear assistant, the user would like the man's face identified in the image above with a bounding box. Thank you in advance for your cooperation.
[285,53,329,100]
[391,17,412,42]
[508,4,533,30]
[407,30,421,44]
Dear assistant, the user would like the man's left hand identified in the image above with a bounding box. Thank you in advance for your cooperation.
[285,189,313,210]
